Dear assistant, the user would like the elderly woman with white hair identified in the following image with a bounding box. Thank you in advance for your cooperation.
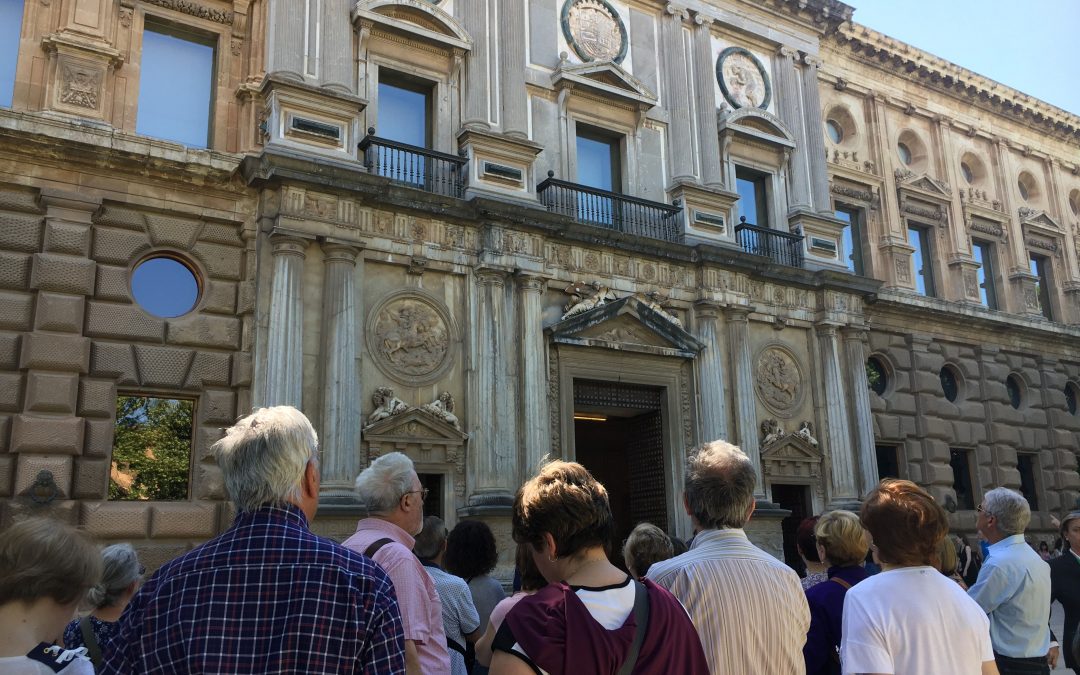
[63,544,143,669]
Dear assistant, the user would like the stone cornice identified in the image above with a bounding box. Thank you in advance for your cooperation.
[831,23,1080,146]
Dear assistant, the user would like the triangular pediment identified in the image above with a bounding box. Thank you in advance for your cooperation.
[1019,207,1061,231]
[547,295,703,358]
[551,61,657,110]
[895,171,952,200]
[761,434,822,463]
[362,407,467,444]
[718,108,796,149]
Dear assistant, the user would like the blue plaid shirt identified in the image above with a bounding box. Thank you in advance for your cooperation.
[100,504,405,674]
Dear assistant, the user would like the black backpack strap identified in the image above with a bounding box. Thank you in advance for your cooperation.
[617,580,650,675]
[364,537,395,559]
[446,637,467,656]
[79,616,103,669]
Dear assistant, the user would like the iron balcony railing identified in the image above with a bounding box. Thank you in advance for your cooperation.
[537,171,683,243]
[359,128,466,199]
[734,218,805,268]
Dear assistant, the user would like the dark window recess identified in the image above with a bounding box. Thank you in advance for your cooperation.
[290,116,341,140]
[736,166,769,227]
[1016,454,1039,511]
[1066,383,1078,416]
[835,206,865,275]
[1006,375,1022,409]
[972,240,998,309]
[940,367,959,402]
[417,473,443,521]
[482,162,523,182]
[867,357,888,396]
[908,225,935,297]
[876,445,901,481]
[811,237,837,253]
[1029,254,1054,321]
[693,210,726,229]
[950,448,976,511]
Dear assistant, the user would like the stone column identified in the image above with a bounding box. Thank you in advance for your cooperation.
[319,243,361,502]
[842,327,878,497]
[661,4,695,183]
[726,308,764,497]
[265,0,305,80]
[499,0,528,138]
[458,0,490,130]
[694,303,729,444]
[519,275,550,476]
[691,13,722,189]
[817,323,859,507]
[800,54,831,213]
[469,269,514,505]
[262,234,306,408]
[321,0,353,92]
[777,46,810,210]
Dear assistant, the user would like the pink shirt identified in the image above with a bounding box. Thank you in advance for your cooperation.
[343,518,450,675]
[487,592,530,634]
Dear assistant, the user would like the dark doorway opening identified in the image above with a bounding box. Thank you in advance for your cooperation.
[771,483,812,575]
[417,473,444,521]
[572,380,668,565]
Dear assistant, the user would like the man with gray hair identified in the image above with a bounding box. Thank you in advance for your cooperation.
[646,440,809,674]
[969,486,1053,675]
[344,452,451,675]
[102,406,405,674]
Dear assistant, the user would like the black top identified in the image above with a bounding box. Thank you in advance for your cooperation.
[1050,551,1080,669]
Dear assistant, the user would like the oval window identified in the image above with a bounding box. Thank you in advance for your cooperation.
[940,366,959,402]
[961,162,974,185]
[1017,178,1030,202]
[897,142,912,166]
[867,357,888,396]
[1006,374,1023,410]
[826,119,844,144]
[1066,383,1078,416]
[131,256,200,318]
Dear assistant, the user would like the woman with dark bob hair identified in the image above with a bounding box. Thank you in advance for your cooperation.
[445,520,506,634]
[840,480,998,675]
[489,461,708,675]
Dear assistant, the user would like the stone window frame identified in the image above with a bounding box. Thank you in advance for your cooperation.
[939,362,964,403]
[718,108,797,236]
[1004,372,1028,410]
[107,390,200,503]
[1021,221,1065,322]
[948,446,979,512]
[127,250,206,319]
[865,352,893,398]
[565,110,638,198]
[366,56,455,156]
[1016,452,1041,511]
[895,128,929,174]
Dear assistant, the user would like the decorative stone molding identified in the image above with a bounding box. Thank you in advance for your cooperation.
[560,0,628,64]
[365,290,456,386]
[363,407,469,503]
[142,0,234,24]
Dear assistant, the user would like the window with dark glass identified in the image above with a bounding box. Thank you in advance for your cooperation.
[575,125,621,193]
[950,448,976,511]
[908,225,935,297]
[835,205,865,275]
[961,162,975,185]
[136,21,215,148]
[897,142,912,166]
[1067,383,1079,416]
[1006,374,1023,409]
[1016,454,1039,510]
[826,119,843,143]
[867,357,888,396]
[940,366,959,402]
[876,445,901,481]
[378,74,432,148]
[972,240,998,309]
[1029,253,1053,320]
[736,167,769,227]
[0,0,23,108]
[110,396,194,501]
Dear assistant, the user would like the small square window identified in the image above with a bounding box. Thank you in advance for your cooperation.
[109,396,194,501]
[1017,454,1039,511]
[136,21,215,148]
[875,445,901,481]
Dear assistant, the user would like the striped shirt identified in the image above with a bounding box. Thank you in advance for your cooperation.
[647,528,810,675]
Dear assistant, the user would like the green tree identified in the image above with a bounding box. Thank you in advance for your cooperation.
[109,396,194,501]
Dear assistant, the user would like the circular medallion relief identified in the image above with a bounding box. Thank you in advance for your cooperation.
[366,291,455,385]
[754,345,803,416]
[561,0,628,64]
[716,47,771,110]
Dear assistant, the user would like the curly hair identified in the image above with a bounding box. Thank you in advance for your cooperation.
[444,519,499,580]
[512,460,614,560]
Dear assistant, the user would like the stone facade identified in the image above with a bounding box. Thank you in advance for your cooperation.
[0,0,1077,569]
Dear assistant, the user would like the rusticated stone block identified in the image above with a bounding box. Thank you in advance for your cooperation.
[198,222,243,246]
[241,316,253,352]
[25,372,79,414]
[33,292,84,333]
[71,458,109,499]
[86,301,164,341]
[21,333,90,372]
[0,373,23,412]
[236,390,251,420]
[0,252,32,290]
[0,333,19,369]
[133,545,190,576]
[236,280,255,314]
[190,242,242,280]
[80,501,149,538]
[78,379,116,418]
[0,415,11,451]
[10,415,84,454]
[0,212,43,252]
[0,455,12,496]
[134,345,194,388]
[0,190,43,214]
[94,205,146,231]
[0,291,32,331]
[89,342,137,383]
[14,454,73,497]
[231,353,251,386]
[194,426,226,463]
[145,214,201,249]
[193,463,225,500]
[201,280,236,314]
[166,315,240,350]
[91,227,150,265]
[44,222,90,256]
[83,418,115,458]
[200,390,235,426]
[94,264,130,301]
[30,254,95,295]
[184,351,230,388]
[150,502,218,538]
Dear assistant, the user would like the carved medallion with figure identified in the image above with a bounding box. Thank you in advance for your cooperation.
[561,0,628,64]
[755,346,803,415]
[716,47,771,110]
[367,292,455,385]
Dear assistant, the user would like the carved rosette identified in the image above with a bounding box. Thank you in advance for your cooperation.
[716,46,772,110]
[754,345,804,417]
[366,290,456,386]
[560,0,629,64]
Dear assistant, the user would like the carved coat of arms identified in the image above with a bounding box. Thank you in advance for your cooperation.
[561,0,628,64]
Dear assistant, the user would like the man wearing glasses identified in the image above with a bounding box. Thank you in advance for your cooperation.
[346,452,451,675]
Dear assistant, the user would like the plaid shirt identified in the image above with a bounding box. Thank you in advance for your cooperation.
[100,504,405,674]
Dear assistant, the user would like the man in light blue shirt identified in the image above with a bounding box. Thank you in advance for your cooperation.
[969,486,1052,675]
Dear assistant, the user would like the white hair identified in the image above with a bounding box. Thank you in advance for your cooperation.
[213,406,319,512]
[354,452,415,515]
[983,486,1031,535]
[85,543,141,609]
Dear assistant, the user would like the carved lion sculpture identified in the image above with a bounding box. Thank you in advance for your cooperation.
[796,421,819,448]
[421,391,460,430]
[562,281,617,319]
[636,291,683,328]
[760,418,784,447]
[367,386,409,426]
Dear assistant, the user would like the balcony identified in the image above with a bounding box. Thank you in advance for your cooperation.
[734,218,805,268]
[360,128,466,199]
[537,171,683,243]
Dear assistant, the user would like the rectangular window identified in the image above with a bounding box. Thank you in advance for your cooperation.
[1029,253,1054,320]
[1017,454,1039,511]
[0,0,24,108]
[949,448,976,511]
[575,125,621,193]
[736,167,769,227]
[875,445,901,481]
[835,205,865,275]
[136,22,214,148]
[109,396,194,501]
[908,225,936,297]
[972,240,998,309]
[377,74,432,148]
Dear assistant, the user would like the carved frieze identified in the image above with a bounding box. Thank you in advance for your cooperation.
[830,183,875,205]
[366,291,455,385]
[1026,238,1059,254]
[60,63,101,110]
[968,219,1004,238]
[754,345,803,417]
[142,0,233,24]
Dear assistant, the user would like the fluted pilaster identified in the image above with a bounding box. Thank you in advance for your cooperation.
[800,54,831,212]
[499,0,528,138]
[817,323,858,505]
[727,308,764,497]
[842,327,877,497]
[458,0,490,130]
[321,0,353,91]
[469,269,514,505]
[778,46,810,209]
[266,0,305,80]
[519,275,550,476]
[692,14,722,188]
[661,4,695,183]
[263,234,307,407]
[694,303,729,444]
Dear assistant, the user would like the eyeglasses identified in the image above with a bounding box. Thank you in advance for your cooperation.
[138,565,146,576]
[977,504,992,517]
[401,488,429,501]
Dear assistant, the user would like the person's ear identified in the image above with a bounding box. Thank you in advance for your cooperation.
[303,460,319,500]
[682,493,692,517]
[542,531,558,560]
[745,499,756,521]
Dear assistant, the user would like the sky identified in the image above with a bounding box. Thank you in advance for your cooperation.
[847,0,1080,117]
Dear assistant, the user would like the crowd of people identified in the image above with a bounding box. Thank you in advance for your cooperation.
[1,404,1079,674]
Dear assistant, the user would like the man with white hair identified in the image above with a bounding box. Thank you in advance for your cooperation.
[344,452,451,675]
[969,486,1053,675]
[101,406,405,674]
